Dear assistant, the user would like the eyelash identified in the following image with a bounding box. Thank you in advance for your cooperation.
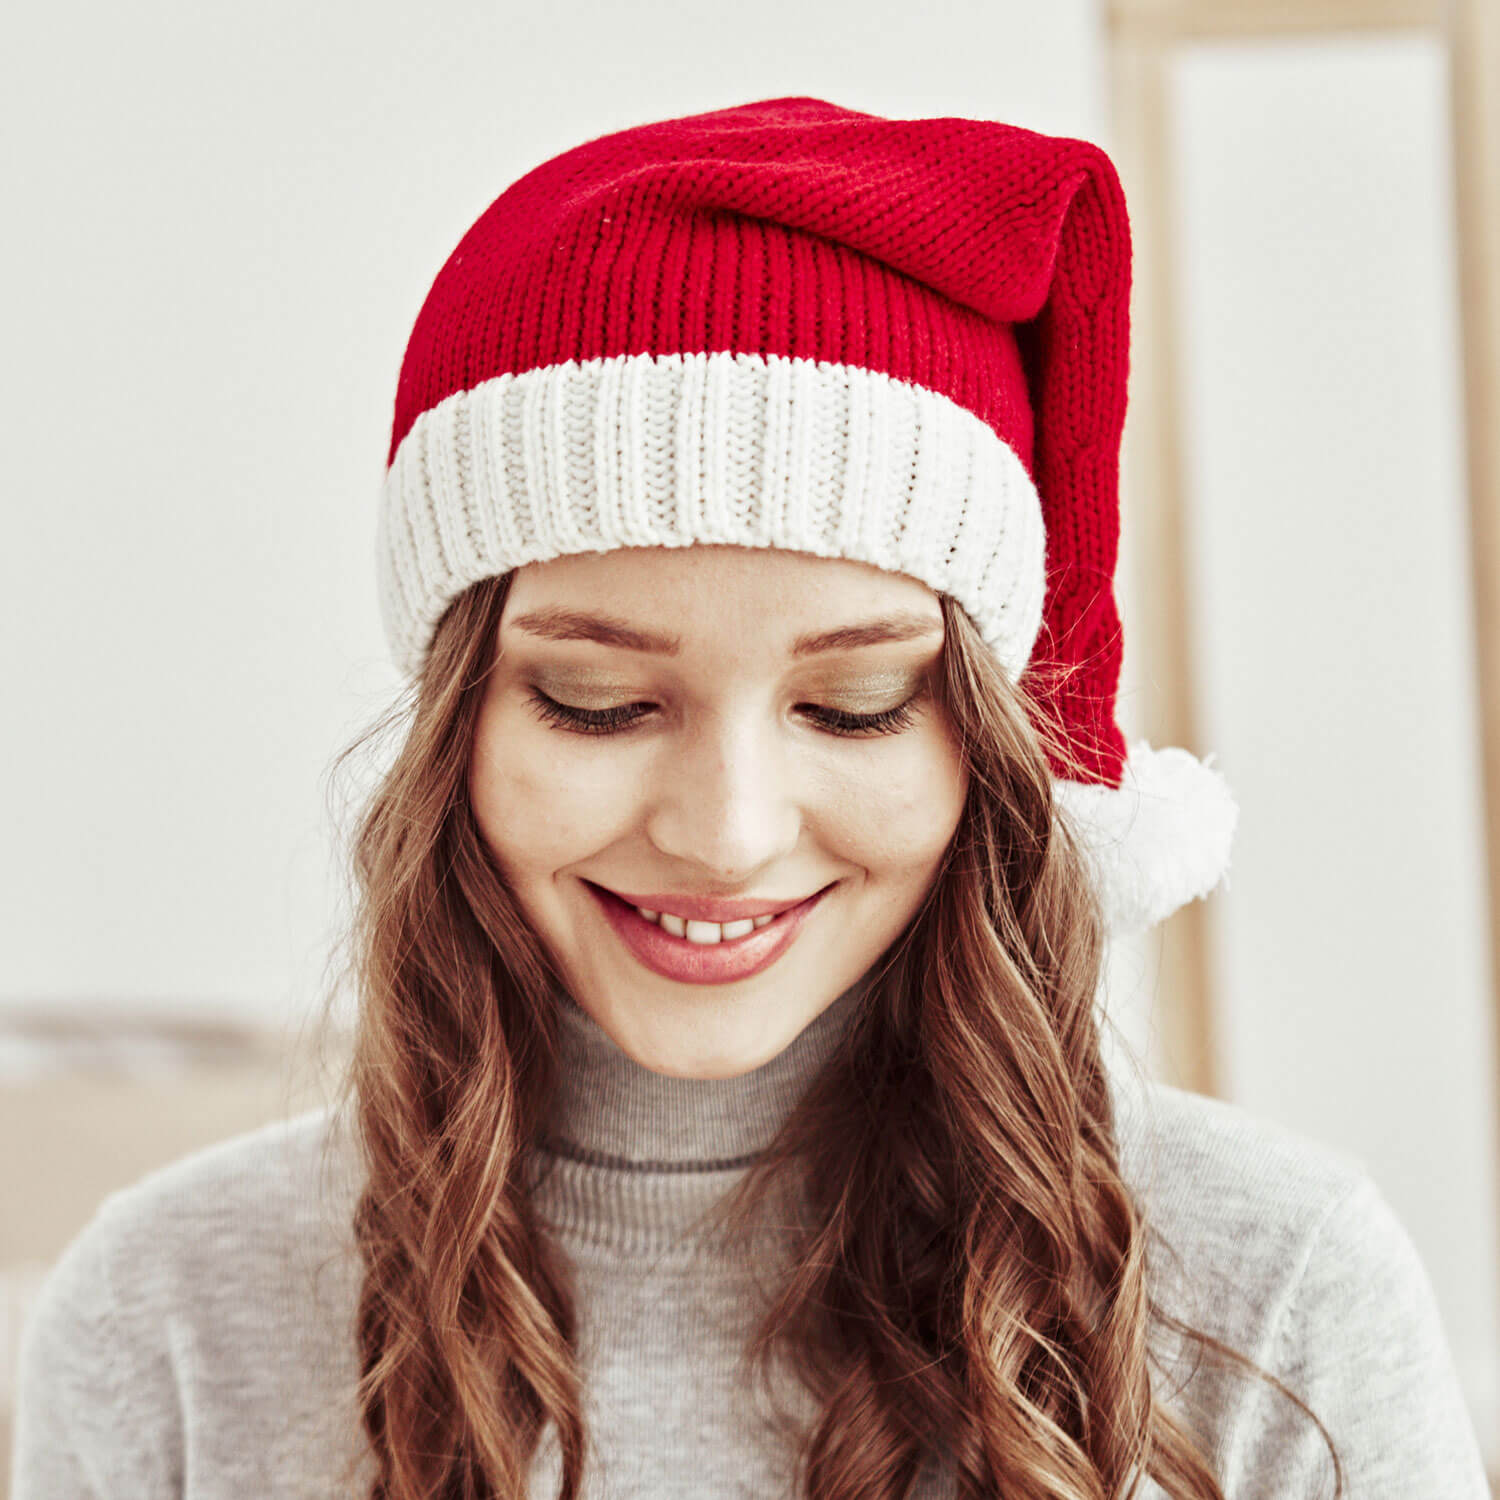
[524,687,921,739]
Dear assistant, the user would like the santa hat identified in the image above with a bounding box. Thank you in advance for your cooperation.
[376,95,1237,935]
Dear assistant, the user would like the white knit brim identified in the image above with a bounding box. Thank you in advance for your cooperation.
[377,351,1048,681]
[378,351,1236,931]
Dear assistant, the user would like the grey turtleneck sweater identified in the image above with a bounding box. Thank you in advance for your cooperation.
[10,977,1490,1497]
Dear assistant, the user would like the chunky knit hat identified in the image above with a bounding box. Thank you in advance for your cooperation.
[376,94,1237,934]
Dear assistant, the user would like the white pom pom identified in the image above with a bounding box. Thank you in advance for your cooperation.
[1052,739,1239,935]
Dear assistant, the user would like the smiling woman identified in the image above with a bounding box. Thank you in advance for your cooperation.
[10,94,1489,1500]
[468,545,967,1077]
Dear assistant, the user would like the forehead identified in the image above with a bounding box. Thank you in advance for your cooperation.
[501,545,945,656]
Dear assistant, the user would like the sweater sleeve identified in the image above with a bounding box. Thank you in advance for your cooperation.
[1220,1171,1491,1498]
[9,1195,185,1499]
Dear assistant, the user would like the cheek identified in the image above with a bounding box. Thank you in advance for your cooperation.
[469,711,636,873]
[816,731,967,871]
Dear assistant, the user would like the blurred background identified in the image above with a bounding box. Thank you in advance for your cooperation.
[2,0,1497,1487]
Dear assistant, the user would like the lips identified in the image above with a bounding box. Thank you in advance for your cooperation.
[583,878,833,985]
[586,882,829,924]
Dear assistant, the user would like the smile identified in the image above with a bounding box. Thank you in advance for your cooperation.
[629,907,778,942]
[582,880,835,984]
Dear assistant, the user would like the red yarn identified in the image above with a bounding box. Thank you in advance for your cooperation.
[387,95,1131,787]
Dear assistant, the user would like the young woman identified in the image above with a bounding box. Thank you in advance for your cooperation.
[13,96,1489,1500]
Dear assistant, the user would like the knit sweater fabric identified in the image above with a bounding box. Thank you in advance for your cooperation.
[10,979,1490,1499]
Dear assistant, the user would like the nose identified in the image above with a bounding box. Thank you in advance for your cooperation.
[643,707,802,885]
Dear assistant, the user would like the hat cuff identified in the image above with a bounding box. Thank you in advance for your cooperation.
[1053,739,1239,934]
[376,350,1046,681]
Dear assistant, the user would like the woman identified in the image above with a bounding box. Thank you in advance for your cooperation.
[12,96,1488,1500]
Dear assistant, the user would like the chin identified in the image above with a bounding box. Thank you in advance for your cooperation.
[646,1053,752,1082]
[600,998,800,1081]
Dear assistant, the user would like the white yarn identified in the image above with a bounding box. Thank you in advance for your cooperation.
[377,351,1048,682]
[1053,739,1239,934]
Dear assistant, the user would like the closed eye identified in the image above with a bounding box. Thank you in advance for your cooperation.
[523,687,923,739]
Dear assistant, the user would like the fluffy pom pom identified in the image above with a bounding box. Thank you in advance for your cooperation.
[1052,739,1239,935]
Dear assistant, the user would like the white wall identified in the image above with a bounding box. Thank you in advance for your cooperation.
[1167,31,1499,1462]
[0,0,1104,1034]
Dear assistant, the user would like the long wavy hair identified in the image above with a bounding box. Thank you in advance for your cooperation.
[315,564,1343,1500]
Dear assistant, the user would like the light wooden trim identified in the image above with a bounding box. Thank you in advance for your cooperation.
[1448,0,1500,1265]
[1107,34,1220,1097]
[1108,0,1442,40]
[1106,0,1500,1119]
[1107,4,1500,1469]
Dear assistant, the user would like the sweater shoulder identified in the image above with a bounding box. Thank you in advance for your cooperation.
[1109,1070,1373,1334]
[12,1103,370,1496]
[90,1102,357,1275]
[22,1102,362,1362]
[1107,1070,1490,1493]
[1111,1070,1371,1237]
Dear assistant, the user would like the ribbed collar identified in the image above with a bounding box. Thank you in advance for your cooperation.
[533,973,873,1262]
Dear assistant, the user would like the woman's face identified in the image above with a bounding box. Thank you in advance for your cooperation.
[470,544,968,1079]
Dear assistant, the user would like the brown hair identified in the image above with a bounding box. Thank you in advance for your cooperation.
[315,567,1343,1500]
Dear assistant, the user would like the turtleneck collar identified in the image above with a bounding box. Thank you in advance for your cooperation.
[544,971,873,1166]
[532,973,874,1262]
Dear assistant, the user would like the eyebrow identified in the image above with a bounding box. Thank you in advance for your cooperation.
[508,606,942,657]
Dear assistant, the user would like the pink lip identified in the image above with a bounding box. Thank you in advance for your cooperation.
[583,880,834,985]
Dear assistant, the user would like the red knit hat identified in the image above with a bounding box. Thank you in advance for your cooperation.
[376,95,1236,933]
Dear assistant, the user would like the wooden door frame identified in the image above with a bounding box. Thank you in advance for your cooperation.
[1102,0,1500,1105]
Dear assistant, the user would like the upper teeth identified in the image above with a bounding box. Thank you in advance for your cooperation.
[634,907,778,943]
